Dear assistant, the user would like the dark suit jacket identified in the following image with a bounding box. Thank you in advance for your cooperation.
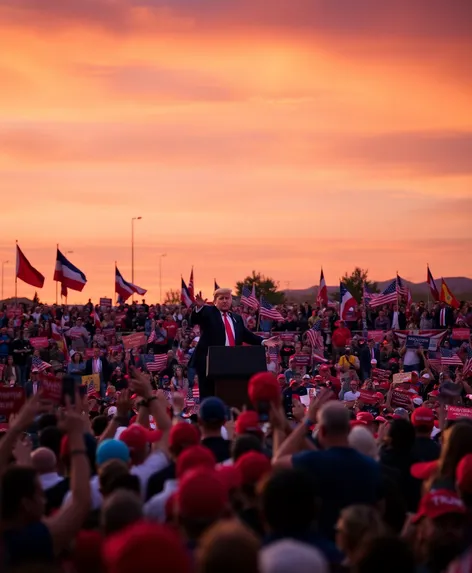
[25,380,41,398]
[189,305,263,371]
[360,345,380,374]
[433,307,454,329]
[389,311,407,330]
[85,356,109,384]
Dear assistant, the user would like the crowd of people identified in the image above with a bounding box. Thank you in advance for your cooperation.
[1,296,472,572]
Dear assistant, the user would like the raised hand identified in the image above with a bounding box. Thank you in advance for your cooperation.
[194,291,207,308]
[116,388,133,417]
[263,336,281,348]
[59,391,86,436]
[9,392,51,434]
[128,367,153,399]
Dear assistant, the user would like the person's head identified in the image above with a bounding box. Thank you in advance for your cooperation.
[260,540,328,573]
[92,415,109,438]
[196,519,260,573]
[72,351,82,363]
[101,489,143,536]
[6,355,13,366]
[175,366,184,379]
[31,447,57,475]
[384,418,415,453]
[38,425,62,458]
[198,397,227,434]
[93,347,100,359]
[213,288,232,312]
[1,466,45,524]
[317,402,350,448]
[429,421,472,489]
[348,426,379,460]
[231,434,263,462]
[411,407,435,436]
[169,423,200,459]
[119,424,162,465]
[335,505,386,563]
[261,468,318,535]
[96,439,131,472]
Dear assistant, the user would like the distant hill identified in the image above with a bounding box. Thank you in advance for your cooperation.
[285,277,472,303]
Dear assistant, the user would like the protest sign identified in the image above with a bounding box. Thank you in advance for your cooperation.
[292,353,311,368]
[452,329,470,341]
[392,372,412,385]
[391,390,412,408]
[100,298,112,308]
[406,335,430,350]
[122,332,147,351]
[39,374,62,404]
[371,368,390,382]
[30,337,50,349]
[446,406,472,421]
[0,387,26,416]
[359,390,379,405]
[81,374,100,393]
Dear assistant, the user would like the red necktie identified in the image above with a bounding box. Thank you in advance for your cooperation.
[223,312,235,346]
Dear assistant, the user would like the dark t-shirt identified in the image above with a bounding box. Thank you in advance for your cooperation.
[147,462,176,500]
[411,436,440,464]
[201,437,231,463]
[292,447,382,539]
[3,522,54,567]
[45,478,70,516]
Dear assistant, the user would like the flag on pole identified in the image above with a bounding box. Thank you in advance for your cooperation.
[16,244,45,288]
[369,279,397,307]
[214,279,220,292]
[181,278,193,308]
[92,310,101,328]
[305,320,323,350]
[259,297,284,322]
[61,283,68,298]
[115,266,147,302]
[148,329,156,344]
[32,356,52,372]
[440,347,463,366]
[54,249,87,292]
[427,265,440,301]
[147,354,167,372]
[396,274,409,298]
[188,268,195,302]
[463,348,472,378]
[339,282,357,320]
[240,284,259,309]
[363,283,374,304]
[440,278,460,309]
[316,268,328,308]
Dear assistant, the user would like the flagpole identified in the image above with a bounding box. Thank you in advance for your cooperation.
[256,296,262,332]
[426,263,430,310]
[114,261,117,305]
[14,240,18,308]
[55,243,59,305]
[396,270,400,308]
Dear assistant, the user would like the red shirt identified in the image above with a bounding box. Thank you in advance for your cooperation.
[332,327,351,348]
[163,320,178,339]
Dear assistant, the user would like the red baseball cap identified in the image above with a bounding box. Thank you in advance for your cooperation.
[411,407,435,429]
[235,411,262,436]
[411,460,438,480]
[412,489,466,523]
[217,465,243,492]
[248,372,280,405]
[119,424,162,452]
[235,451,272,485]
[456,454,472,494]
[169,423,200,450]
[177,467,228,521]
[357,412,374,424]
[176,445,216,478]
[103,521,191,573]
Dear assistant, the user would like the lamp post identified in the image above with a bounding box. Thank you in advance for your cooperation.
[159,253,167,303]
[131,217,142,284]
[1,260,9,301]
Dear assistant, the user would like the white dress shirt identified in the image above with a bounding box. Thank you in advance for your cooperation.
[144,479,179,522]
[195,306,236,346]
[92,358,102,374]
[391,311,400,330]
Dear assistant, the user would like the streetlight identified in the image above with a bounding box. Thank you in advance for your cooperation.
[1,260,9,301]
[131,217,142,284]
[159,253,167,303]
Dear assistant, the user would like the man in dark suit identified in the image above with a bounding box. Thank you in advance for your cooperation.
[25,368,41,398]
[189,288,278,398]
[433,303,455,329]
[85,347,109,396]
[359,339,380,381]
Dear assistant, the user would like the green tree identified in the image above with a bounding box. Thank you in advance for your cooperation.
[235,271,285,305]
[33,291,40,305]
[164,289,181,305]
[341,267,379,303]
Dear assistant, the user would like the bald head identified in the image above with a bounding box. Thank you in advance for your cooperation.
[100,489,143,536]
[31,447,57,474]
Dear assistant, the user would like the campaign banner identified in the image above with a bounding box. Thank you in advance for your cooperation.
[359,390,379,405]
[406,335,430,350]
[391,389,412,408]
[280,333,297,343]
[84,348,105,358]
[392,372,412,385]
[100,298,113,308]
[81,374,100,392]
[368,331,386,343]
[0,387,26,416]
[292,353,311,367]
[29,337,49,349]
[108,345,123,354]
[371,368,390,382]
[446,405,472,421]
[39,374,62,404]
[115,313,126,327]
[452,329,471,341]
[122,332,147,351]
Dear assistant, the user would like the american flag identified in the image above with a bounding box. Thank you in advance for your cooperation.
[259,297,284,322]
[312,352,328,364]
[186,385,200,408]
[240,285,259,310]
[147,354,167,372]
[305,321,323,350]
[369,279,398,307]
[148,329,156,344]
[32,356,52,372]
[188,268,195,302]
[441,347,464,367]
[463,347,472,378]
[363,283,374,304]
[214,279,220,292]
[427,350,442,371]
[396,274,409,298]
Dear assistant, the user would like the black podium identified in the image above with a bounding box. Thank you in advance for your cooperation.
[206,346,267,409]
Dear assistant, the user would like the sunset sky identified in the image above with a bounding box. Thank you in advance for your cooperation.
[1,0,471,303]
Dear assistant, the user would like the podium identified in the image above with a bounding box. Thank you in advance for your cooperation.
[206,346,267,409]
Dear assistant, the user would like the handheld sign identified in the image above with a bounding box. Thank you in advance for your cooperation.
[406,335,430,350]
[122,333,147,351]
[0,387,26,416]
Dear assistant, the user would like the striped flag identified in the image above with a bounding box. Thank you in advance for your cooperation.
[240,285,259,309]
[441,347,464,366]
[396,274,409,298]
[305,321,323,350]
[427,265,440,302]
[115,265,147,302]
[363,283,374,304]
[316,268,328,308]
[259,297,284,322]
[181,278,193,308]
[427,350,442,371]
[147,329,156,344]
[369,279,398,307]
[92,310,101,328]
[188,268,195,302]
[147,354,167,372]
[32,356,52,372]
[214,279,220,292]
[463,348,472,378]
[54,248,87,292]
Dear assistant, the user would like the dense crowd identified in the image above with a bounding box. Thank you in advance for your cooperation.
[1,298,472,573]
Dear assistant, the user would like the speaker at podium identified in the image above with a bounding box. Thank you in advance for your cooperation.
[206,346,267,409]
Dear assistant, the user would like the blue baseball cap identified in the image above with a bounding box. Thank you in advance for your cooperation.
[96,439,130,466]
[199,397,227,423]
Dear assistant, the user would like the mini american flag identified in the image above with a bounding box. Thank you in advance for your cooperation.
[363,283,374,304]
[147,354,167,372]
[463,348,472,378]
[240,285,259,310]
[396,274,409,298]
[32,356,52,372]
[427,350,442,371]
[369,279,398,307]
[440,347,463,366]
[148,329,156,344]
[306,321,323,350]
[259,297,284,322]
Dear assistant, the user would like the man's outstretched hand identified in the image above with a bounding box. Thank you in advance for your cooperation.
[194,291,207,308]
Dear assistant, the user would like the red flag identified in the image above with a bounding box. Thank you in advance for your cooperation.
[61,283,68,298]
[440,278,460,309]
[16,245,45,288]
[316,268,328,308]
